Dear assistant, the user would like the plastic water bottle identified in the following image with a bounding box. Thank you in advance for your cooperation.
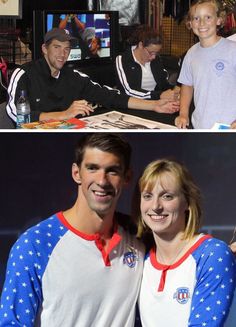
[16,90,31,128]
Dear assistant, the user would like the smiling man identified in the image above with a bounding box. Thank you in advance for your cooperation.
[0,133,145,326]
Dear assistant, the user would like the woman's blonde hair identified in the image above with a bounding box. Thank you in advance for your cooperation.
[138,159,202,241]
[186,0,226,30]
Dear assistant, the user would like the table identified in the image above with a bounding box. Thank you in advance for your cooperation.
[17,105,179,130]
[86,106,178,126]
[80,110,177,129]
[21,110,177,130]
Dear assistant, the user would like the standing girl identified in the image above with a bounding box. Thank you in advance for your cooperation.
[175,0,236,129]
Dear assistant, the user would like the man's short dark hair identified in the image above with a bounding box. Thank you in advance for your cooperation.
[75,133,132,173]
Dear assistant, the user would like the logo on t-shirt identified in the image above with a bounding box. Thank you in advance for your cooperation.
[213,60,227,76]
[173,287,190,304]
[215,61,224,71]
[123,246,138,268]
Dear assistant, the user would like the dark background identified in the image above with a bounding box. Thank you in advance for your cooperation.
[0,132,235,234]
[17,0,145,31]
[17,0,88,31]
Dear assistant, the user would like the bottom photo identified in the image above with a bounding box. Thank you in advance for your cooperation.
[0,132,235,327]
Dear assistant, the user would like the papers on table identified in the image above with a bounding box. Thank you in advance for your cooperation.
[81,111,177,130]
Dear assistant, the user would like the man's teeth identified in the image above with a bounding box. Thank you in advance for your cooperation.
[94,191,108,196]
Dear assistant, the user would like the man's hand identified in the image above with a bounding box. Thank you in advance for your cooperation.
[175,115,189,129]
[39,100,95,121]
[64,100,95,119]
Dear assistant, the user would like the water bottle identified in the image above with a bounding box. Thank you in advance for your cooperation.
[16,90,31,128]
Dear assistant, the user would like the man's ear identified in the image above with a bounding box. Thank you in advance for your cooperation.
[124,169,133,187]
[72,163,81,185]
[41,44,47,56]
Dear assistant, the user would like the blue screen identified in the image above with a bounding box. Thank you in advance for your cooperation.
[46,12,112,62]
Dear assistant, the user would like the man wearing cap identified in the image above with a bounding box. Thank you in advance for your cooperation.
[6,28,179,123]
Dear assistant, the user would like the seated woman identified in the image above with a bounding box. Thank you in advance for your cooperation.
[137,159,236,326]
[115,25,180,101]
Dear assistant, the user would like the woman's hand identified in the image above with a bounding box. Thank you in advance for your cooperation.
[160,86,180,102]
[230,242,236,255]
[153,99,180,114]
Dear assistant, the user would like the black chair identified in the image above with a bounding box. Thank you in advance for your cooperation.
[0,102,15,129]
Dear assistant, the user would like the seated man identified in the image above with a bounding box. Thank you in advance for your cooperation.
[115,25,180,101]
[6,28,179,123]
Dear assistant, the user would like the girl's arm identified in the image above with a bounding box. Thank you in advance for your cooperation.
[175,84,193,128]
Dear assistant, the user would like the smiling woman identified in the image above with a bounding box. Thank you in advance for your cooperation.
[138,158,236,327]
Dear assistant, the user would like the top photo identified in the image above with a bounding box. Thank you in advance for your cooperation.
[0,0,236,130]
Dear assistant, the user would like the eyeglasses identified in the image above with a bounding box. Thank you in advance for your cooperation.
[144,47,159,57]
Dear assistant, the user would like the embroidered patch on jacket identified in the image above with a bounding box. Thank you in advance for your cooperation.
[173,287,191,304]
[123,246,138,268]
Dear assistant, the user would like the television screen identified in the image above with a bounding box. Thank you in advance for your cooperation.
[33,10,119,67]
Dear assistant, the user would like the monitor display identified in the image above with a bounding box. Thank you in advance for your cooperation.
[33,10,119,67]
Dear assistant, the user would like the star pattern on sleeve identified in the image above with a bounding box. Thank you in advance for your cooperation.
[188,238,236,326]
[0,214,67,326]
